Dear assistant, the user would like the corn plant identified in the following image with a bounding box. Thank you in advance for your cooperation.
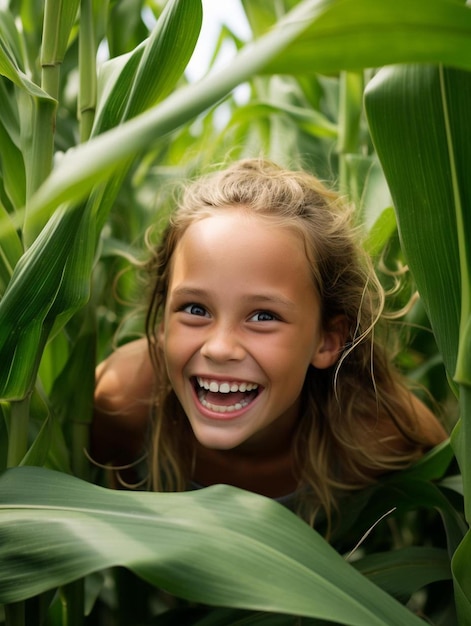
[1,0,471,625]
[365,61,471,626]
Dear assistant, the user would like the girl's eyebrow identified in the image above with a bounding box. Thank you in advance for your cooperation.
[170,286,209,299]
[170,286,296,309]
[244,294,296,309]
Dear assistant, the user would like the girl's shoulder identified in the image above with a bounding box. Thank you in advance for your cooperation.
[92,338,154,466]
[94,338,154,421]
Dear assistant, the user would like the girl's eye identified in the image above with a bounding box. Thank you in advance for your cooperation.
[183,303,208,317]
[250,311,277,322]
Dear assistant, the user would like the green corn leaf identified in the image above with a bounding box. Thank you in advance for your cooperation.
[122,0,202,120]
[106,0,148,58]
[77,0,202,249]
[180,609,320,625]
[0,206,84,399]
[241,0,281,38]
[44,205,96,339]
[89,0,202,233]
[397,440,455,483]
[0,202,23,294]
[17,0,471,239]
[353,547,451,600]
[93,42,146,134]
[50,314,96,426]
[365,64,468,382]
[15,0,326,233]
[87,0,203,243]
[359,477,467,557]
[19,390,52,468]
[94,0,202,134]
[0,319,52,402]
[362,180,393,236]
[0,466,427,626]
[364,64,471,619]
[452,384,471,521]
[49,310,96,477]
[0,116,26,212]
[6,4,318,232]
[362,206,397,259]
[262,0,471,75]
[440,475,464,497]
[0,9,26,71]
[226,101,338,139]
[0,406,8,470]
[0,78,21,145]
[451,529,471,626]
[0,37,53,102]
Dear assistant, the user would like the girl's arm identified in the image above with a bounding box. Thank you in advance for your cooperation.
[91,337,154,468]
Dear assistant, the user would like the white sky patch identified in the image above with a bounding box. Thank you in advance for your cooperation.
[186,0,251,81]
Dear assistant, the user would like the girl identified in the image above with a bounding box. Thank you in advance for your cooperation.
[92,158,446,526]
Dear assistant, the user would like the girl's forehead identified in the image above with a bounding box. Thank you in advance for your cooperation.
[184,208,302,239]
[170,210,314,283]
[179,210,304,253]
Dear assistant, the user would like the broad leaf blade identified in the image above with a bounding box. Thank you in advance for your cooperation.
[21,0,471,235]
[451,529,471,626]
[354,547,451,600]
[0,38,53,101]
[365,62,471,624]
[122,0,202,120]
[0,206,84,399]
[0,466,425,626]
[263,0,471,75]
[365,64,465,379]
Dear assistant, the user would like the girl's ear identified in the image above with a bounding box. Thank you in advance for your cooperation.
[311,315,349,370]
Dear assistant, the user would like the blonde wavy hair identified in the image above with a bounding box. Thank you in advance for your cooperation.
[145,158,430,525]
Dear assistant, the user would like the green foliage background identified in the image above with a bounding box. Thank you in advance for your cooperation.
[0,0,470,624]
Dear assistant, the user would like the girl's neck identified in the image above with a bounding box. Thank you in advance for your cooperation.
[192,442,298,498]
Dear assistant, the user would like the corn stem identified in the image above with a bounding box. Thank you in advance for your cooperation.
[337,71,364,193]
[61,581,84,626]
[4,601,25,626]
[6,396,31,468]
[79,0,97,142]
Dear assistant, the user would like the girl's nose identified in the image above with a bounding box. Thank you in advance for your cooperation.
[200,326,245,363]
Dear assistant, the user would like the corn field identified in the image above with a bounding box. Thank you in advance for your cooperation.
[0,0,470,624]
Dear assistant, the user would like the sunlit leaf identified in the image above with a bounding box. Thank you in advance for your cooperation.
[0,206,84,399]
[263,0,471,75]
[365,64,466,384]
[0,466,426,626]
[365,61,471,620]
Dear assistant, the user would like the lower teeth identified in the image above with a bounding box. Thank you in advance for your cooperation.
[198,392,251,414]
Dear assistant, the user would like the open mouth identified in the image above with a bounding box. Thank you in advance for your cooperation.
[192,376,260,414]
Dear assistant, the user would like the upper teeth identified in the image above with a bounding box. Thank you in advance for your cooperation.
[196,377,258,393]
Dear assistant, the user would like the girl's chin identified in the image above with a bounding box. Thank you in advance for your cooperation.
[194,436,242,451]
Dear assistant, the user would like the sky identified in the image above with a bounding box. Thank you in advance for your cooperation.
[185,0,251,81]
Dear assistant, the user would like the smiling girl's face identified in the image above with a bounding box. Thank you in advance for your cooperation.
[160,209,342,454]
